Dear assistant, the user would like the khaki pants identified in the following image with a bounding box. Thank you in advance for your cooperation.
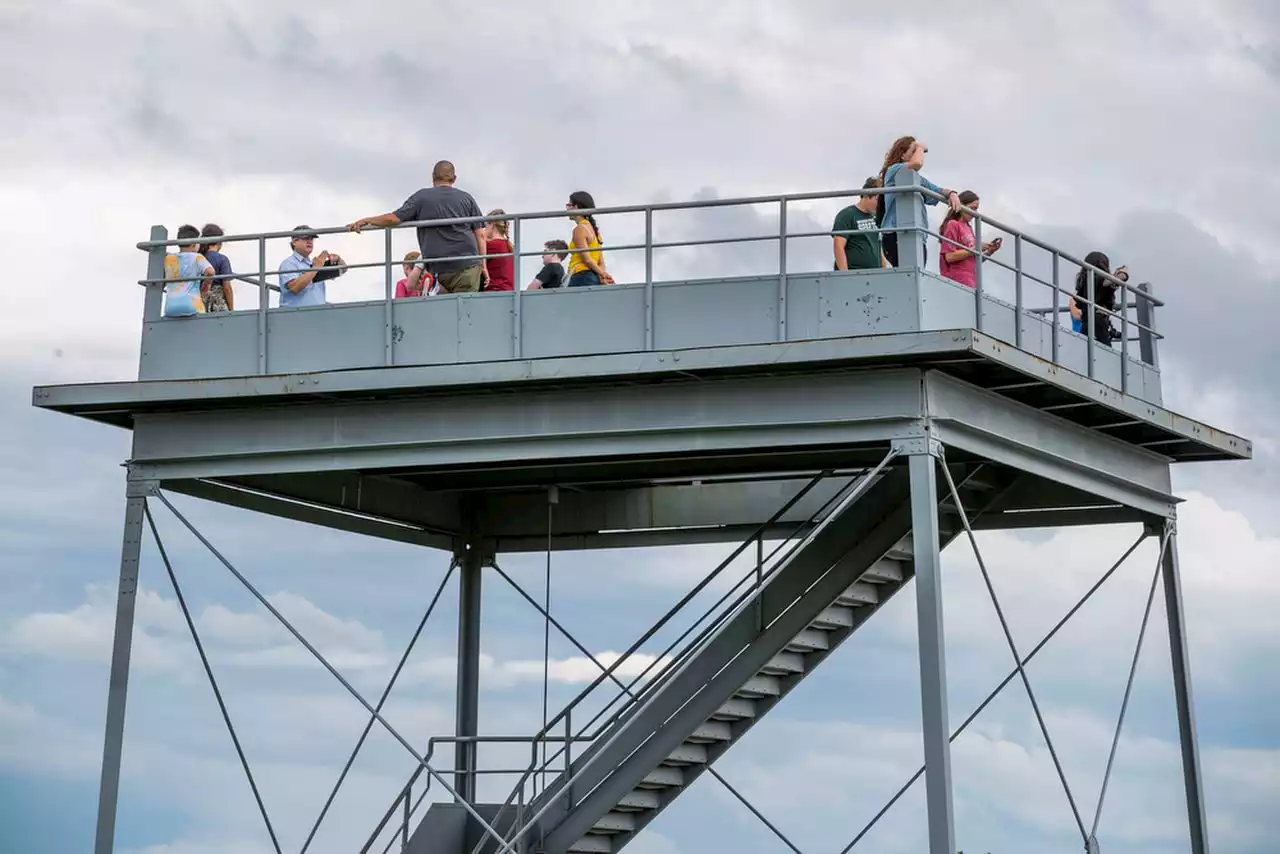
[436,265,482,294]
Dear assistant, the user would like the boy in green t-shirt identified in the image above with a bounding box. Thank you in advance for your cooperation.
[833,177,890,271]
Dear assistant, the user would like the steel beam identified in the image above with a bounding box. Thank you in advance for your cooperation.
[908,453,957,854]
[1162,528,1211,854]
[94,487,150,854]
[925,372,1177,517]
[455,533,486,804]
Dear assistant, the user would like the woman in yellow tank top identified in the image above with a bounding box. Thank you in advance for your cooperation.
[566,190,614,287]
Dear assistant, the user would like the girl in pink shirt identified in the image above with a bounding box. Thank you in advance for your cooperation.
[939,190,1001,288]
[395,250,434,298]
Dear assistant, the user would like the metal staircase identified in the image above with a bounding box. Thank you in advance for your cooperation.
[395,460,1004,854]
[521,462,1001,854]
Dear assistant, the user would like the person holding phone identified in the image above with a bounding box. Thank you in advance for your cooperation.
[939,190,1000,288]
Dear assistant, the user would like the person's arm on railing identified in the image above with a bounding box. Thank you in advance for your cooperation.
[920,176,962,212]
[347,212,402,232]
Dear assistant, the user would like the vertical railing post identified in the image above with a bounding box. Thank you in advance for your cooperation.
[384,228,394,367]
[1086,268,1097,379]
[1013,234,1024,348]
[257,237,268,375]
[1119,275,1130,395]
[142,225,167,323]
[141,226,167,379]
[644,208,654,350]
[890,168,927,273]
[513,216,523,358]
[564,709,574,810]
[401,784,410,851]
[1051,252,1061,365]
[777,198,788,342]
[1136,282,1159,369]
[972,214,985,332]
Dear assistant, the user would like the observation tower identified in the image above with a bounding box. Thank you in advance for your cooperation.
[33,170,1250,854]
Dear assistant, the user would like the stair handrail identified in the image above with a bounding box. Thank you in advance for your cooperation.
[364,466,865,852]
[489,448,902,854]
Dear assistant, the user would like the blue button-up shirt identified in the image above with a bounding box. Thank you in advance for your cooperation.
[882,163,947,235]
[278,251,325,307]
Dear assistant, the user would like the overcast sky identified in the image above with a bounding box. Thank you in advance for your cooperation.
[1,1,1278,853]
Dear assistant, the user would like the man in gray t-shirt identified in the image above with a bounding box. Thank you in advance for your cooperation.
[348,160,488,294]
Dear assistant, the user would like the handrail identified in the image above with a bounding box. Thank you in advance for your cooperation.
[369,454,899,853]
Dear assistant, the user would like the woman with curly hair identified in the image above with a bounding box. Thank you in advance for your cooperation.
[877,135,961,267]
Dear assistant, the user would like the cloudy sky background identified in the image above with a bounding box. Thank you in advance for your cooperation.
[1,0,1278,852]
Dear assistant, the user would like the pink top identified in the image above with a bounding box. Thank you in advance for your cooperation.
[939,219,977,288]
[395,273,433,299]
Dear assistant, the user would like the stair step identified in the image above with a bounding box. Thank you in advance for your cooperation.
[639,766,684,789]
[836,581,880,607]
[616,789,661,811]
[687,720,732,743]
[736,674,781,698]
[662,742,708,766]
[811,605,856,629]
[592,811,636,834]
[785,628,831,653]
[886,545,914,561]
[759,651,805,676]
[569,834,613,853]
[711,696,757,721]
[862,559,905,583]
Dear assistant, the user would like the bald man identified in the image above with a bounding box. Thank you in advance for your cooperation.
[349,160,489,294]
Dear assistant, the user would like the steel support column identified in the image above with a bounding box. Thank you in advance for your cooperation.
[455,537,485,804]
[1162,527,1211,854]
[94,487,150,854]
[908,452,956,854]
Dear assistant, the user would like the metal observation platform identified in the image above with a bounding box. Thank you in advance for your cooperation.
[34,170,1250,854]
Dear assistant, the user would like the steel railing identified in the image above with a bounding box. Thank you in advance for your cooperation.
[134,183,1165,389]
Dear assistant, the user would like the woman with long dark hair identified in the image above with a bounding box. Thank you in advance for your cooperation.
[877,135,960,267]
[938,190,1001,288]
[198,223,234,311]
[565,190,614,287]
[1070,250,1126,345]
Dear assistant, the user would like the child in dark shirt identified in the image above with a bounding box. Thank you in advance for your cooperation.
[527,240,569,289]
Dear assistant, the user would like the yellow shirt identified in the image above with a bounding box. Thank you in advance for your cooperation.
[567,218,603,275]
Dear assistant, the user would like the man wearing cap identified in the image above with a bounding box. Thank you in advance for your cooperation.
[278,225,347,308]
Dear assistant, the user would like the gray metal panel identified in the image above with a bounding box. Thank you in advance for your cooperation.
[127,369,927,480]
[979,298,1018,350]
[815,272,920,338]
[924,372,1176,516]
[918,275,977,331]
[521,285,646,358]
[653,278,778,349]
[784,275,822,339]
[139,313,259,381]
[393,297,464,365]
[267,303,385,374]
[457,293,515,363]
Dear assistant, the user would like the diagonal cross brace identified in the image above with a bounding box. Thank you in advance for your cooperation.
[938,462,1089,842]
